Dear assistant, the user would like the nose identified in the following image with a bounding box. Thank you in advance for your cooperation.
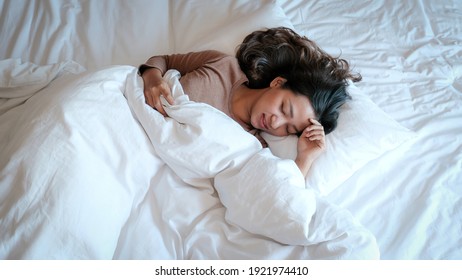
[269,114,287,130]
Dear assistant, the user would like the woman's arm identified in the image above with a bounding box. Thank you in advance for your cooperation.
[140,51,228,114]
[139,50,227,76]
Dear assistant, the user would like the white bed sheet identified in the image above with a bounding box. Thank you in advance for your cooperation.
[279,0,462,259]
[0,0,461,259]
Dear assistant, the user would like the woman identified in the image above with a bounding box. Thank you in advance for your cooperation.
[236,27,362,134]
[139,27,360,177]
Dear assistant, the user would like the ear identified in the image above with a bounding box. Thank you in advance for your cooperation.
[269,76,287,88]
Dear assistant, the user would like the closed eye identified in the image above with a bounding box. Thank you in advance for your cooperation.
[282,101,292,117]
[280,103,287,116]
[289,101,294,119]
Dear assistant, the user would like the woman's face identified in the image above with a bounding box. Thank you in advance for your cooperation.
[250,79,316,137]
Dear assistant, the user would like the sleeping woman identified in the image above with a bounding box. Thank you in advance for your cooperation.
[138,27,361,177]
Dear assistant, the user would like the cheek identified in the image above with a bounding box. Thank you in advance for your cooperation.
[250,100,265,118]
[255,95,279,113]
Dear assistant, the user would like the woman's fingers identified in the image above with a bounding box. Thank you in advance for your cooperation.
[162,89,175,105]
[304,119,323,131]
[154,97,168,116]
[301,119,326,143]
[309,118,322,126]
[144,89,165,116]
[144,85,174,116]
[156,82,175,105]
[308,134,324,141]
[303,127,324,138]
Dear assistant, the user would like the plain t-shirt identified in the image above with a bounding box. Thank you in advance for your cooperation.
[139,50,249,117]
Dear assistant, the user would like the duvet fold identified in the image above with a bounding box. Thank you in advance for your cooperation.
[0,60,379,259]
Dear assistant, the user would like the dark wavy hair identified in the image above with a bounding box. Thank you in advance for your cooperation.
[236,27,361,134]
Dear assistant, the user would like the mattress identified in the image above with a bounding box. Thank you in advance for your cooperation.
[0,0,461,260]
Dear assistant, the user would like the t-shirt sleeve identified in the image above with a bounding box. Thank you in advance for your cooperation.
[139,50,228,76]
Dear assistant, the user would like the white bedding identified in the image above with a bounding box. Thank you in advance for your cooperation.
[279,1,462,259]
[0,0,461,260]
[0,62,379,259]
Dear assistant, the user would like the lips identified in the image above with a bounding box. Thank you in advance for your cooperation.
[260,113,269,130]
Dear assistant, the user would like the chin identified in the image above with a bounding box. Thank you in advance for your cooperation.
[249,117,258,130]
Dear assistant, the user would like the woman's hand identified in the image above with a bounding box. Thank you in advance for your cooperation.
[295,119,326,176]
[141,68,175,116]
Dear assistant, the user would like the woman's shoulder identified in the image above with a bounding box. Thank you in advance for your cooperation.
[191,50,243,73]
[186,49,230,59]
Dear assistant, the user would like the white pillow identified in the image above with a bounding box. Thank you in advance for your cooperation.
[171,0,294,55]
[262,82,416,195]
[169,1,416,195]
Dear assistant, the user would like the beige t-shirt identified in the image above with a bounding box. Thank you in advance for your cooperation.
[139,50,248,117]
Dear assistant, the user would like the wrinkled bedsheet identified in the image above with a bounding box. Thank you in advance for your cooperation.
[0,61,379,259]
[1,0,461,260]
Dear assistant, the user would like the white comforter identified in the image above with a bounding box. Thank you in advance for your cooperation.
[0,60,379,259]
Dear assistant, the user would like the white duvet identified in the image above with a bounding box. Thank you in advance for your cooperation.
[0,60,379,259]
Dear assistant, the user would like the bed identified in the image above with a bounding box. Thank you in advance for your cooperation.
[0,0,460,260]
